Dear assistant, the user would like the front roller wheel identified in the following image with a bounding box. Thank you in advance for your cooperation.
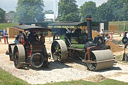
[13,45,25,69]
[8,44,15,61]
[85,50,114,71]
[51,40,68,62]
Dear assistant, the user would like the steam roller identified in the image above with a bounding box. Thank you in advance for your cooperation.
[8,25,51,69]
[51,15,114,71]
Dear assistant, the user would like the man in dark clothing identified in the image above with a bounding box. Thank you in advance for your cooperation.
[28,31,38,43]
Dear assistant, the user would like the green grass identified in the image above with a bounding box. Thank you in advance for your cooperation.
[109,21,128,32]
[0,23,18,30]
[0,68,29,85]
[115,54,128,63]
[0,68,128,85]
[45,79,128,85]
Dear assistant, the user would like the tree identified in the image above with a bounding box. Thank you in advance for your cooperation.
[107,0,124,21]
[7,11,16,23]
[16,0,44,22]
[79,0,128,21]
[94,0,128,21]
[80,1,96,21]
[58,0,80,22]
[8,11,15,14]
[0,8,5,23]
[95,3,114,21]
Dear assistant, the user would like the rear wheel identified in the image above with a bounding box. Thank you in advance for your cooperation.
[30,53,44,68]
[51,40,68,62]
[53,43,61,61]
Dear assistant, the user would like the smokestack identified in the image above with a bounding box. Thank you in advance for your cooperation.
[86,15,92,41]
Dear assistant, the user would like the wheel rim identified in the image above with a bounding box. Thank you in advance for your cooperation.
[54,44,61,61]
[86,63,97,71]
[30,53,44,68]
[52,43,62,61]
[51,40,68,62]
[85,53,97,71]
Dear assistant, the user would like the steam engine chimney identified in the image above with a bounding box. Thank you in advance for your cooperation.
[86,15,92,41]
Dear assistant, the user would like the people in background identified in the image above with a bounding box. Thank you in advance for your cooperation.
[3,28,8,44]
[0,32,2,43]
[100,29,104,37]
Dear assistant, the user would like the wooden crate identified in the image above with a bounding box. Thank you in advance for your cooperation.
[7,28,20,37]
[109,25,119,33]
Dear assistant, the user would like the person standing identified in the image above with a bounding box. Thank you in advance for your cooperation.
[3,28,8,44]
[100,29,104,37]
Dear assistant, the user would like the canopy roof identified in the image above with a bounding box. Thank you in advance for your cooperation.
[14,25,51,31]
[48,22,87,28]
[49,22,86,26]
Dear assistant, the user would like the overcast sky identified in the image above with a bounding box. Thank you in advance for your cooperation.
[0,0,107,13]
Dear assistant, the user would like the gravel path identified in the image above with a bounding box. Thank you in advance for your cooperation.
[0,53,128,84]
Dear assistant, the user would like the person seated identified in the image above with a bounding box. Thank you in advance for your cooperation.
[18,31,27,45]
[40,34,45,44]
[14,35,19,44]
[74,28,81,37]
[28,31,38,43]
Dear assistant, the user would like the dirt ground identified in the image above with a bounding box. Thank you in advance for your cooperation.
[0,37,128,84]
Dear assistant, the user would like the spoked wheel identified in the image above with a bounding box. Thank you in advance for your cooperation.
[14,47,23,69]
[53,43,61,61]
[86,63,97,71]
[51,40,68,62]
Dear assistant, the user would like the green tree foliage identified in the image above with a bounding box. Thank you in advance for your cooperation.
[95,3,114,21]
[80,1,96,21]
[8,11,15,14]
[58,0,80,22]
[16,0,44,22]
[107,0,126,21]
[80,0,128,21]
[0,8,5,23]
